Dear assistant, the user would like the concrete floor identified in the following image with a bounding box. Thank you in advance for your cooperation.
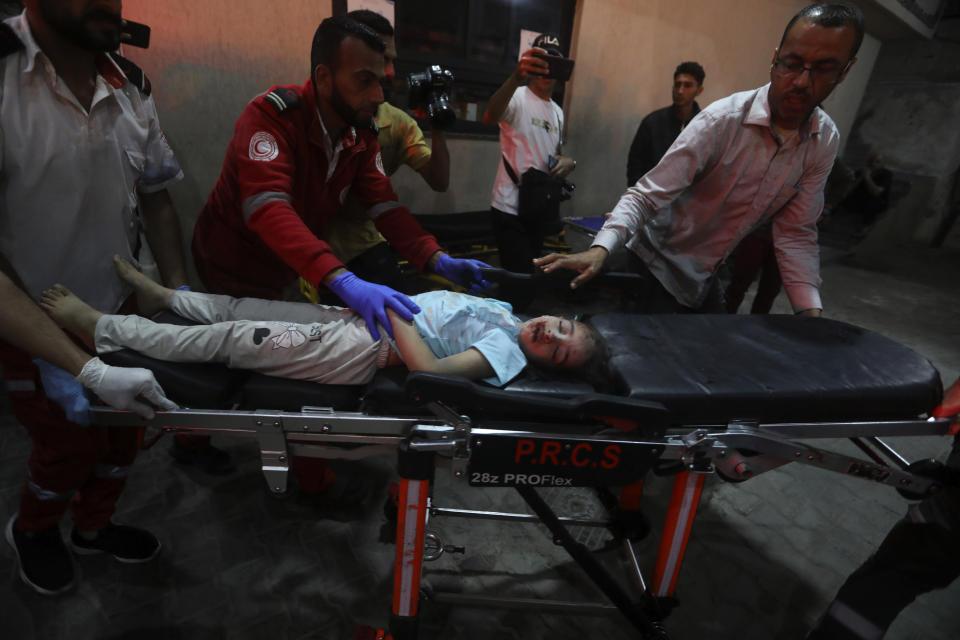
[1,240,958,640]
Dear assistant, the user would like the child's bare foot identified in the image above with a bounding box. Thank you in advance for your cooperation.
[113,255,173,317]
[39,284,103,344]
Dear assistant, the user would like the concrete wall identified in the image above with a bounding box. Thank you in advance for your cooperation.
[123,0,880,266]
[563,0,880,219]
[846,37,960,252]
[821,32,882,154]
[122,0,333,278]
[872,0,939,38]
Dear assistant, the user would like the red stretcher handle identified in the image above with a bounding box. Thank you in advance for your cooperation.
[932,377,960,434]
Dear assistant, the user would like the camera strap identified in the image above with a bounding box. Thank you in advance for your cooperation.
[502,155,521,186]
[502,109,562,185]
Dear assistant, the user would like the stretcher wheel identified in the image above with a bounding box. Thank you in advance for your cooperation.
[418,580,435,602]
[715,466,752,484]
[896,459,948,500]
[646,622,671,640]
[353,625,392,640]
[595,487,651,542]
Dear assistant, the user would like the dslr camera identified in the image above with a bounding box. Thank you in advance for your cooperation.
[407,65,456,129]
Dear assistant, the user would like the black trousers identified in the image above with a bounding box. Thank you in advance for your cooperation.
[624,251,727,314]
[808,434,960,639]
[724,229,782,314]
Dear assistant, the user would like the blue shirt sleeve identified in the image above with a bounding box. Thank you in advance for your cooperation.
[471,328,527,387]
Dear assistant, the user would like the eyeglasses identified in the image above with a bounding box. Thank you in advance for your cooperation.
[772,58,851,84]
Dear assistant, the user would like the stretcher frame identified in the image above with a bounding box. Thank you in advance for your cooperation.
[90,371,960,640]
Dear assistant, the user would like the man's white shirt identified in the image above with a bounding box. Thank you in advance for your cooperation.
[0,12,182,313]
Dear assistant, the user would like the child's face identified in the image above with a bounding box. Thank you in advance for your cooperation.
[518,316,594,369]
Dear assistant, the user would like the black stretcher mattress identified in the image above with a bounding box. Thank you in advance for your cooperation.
[595,314,942,423]
[103,312,942,424]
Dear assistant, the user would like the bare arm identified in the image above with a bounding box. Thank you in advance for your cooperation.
[0,258,177,418]
[417,128,450,192]
[483,48,549,125]
[387,309,495,380]
[140,188,188,288]
[0,268,92,375]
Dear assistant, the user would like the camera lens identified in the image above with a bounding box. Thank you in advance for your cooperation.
[407,66,456,129]
[428,97,456,128]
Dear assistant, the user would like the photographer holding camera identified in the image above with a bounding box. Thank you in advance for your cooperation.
[484,33,576,309]
[321,10,453,293]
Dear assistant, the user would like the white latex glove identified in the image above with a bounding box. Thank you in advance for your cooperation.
[76,356,178,419]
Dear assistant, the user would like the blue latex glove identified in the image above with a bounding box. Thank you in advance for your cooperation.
[327,271,421,341]
[33,359,91,426]
[433,254,493,294]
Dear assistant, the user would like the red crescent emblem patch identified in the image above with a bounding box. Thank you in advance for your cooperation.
[249,131,279,162]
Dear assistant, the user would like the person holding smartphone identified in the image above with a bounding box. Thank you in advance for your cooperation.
[483,32,577,309]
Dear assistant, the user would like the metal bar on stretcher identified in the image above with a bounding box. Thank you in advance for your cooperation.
[90,407,952,442]
[89,408,955,495]
[89,406,431,436]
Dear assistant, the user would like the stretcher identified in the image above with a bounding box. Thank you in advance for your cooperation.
[88,281,960,640]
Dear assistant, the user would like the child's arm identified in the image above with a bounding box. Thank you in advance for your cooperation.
[387,309,495,380]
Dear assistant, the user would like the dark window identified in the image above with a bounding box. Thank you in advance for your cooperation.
[336,0,577,138]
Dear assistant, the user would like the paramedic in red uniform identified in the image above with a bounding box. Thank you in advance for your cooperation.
[0,0,186,595]
[191,16,489,496]
[192,16,489,336]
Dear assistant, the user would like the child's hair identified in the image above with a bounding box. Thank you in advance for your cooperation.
[519,315,617,393]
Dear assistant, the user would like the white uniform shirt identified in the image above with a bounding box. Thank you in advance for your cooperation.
[0,12,182,313]
[594,84,838,312]
[490,86,564,216]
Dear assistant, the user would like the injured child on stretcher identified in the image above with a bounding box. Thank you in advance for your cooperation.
[40,257,609,390]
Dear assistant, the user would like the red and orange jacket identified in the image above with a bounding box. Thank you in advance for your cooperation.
[192,79,441,299]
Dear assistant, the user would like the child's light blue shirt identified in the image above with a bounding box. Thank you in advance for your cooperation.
[409,291,526,386]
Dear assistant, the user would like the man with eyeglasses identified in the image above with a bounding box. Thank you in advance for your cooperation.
[538,3,863,317]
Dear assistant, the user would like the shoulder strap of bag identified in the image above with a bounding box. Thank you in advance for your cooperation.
[502,154,521,186]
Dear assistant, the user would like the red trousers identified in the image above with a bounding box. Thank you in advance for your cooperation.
[1,340,139,532]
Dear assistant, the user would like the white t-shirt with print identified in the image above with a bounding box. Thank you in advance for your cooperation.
[490,86,564,216]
